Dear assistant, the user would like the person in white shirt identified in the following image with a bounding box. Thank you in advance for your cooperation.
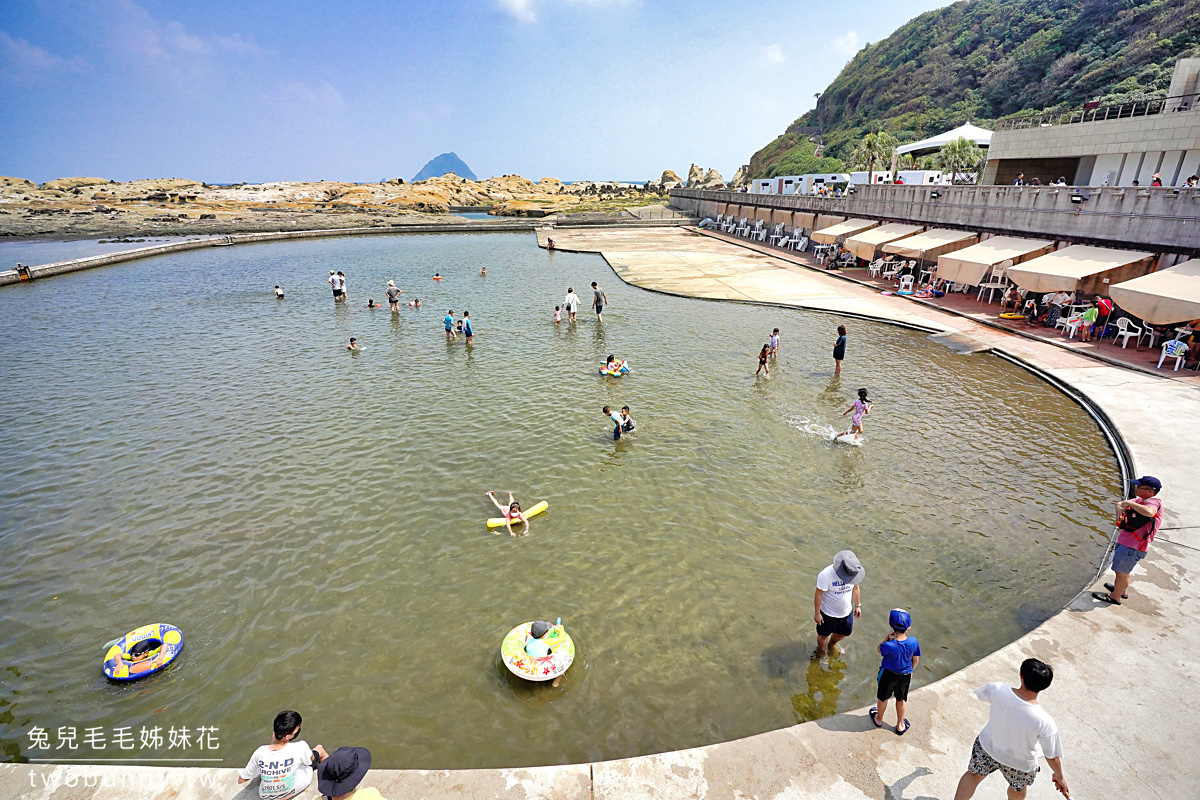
[238,710,328,799]
[953,659,1069,800]
[562,287,580,323]
[813,550,864,656]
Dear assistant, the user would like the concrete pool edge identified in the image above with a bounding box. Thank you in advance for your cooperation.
[3,227,1198,800]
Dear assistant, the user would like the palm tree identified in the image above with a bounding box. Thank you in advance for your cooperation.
[851,132,899,185]
[938,136,984,185]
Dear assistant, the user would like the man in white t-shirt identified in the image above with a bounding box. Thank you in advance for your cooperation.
[238,710,328,799]
[813,550,864,656]
[953,658,1070,800]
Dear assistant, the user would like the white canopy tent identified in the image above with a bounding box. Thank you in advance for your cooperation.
[896,122,993,157]
[810,219,878,245]
[1005,245,1155,296]
[844,223,924,261]
[936,236,1055,286]
[1109,260,1200,325]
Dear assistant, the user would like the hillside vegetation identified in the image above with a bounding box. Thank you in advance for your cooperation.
[749,0,1200,178]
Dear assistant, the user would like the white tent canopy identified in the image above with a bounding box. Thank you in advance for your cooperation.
[811,218,877,245]
[936,236,1055,286]
[1109,260,1200,325]
[844,223,924,261]
[896,122,993,157]
[1006,245,1155,296]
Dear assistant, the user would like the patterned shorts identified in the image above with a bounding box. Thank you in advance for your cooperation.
[968,737,1038,790]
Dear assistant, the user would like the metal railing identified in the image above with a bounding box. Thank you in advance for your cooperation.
[997,93,1199,130]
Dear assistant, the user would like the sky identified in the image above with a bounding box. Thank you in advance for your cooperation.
[0,0,949,184]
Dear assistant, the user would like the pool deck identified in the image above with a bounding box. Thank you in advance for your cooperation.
[4,226,1200,799]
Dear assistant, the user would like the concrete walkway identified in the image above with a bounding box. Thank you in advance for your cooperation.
[4,227,1199,799]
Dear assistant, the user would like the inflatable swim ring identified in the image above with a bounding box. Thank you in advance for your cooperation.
[880,291,894,296]
[487,500,549,530]
[598,360,629,377]
[103,623,183,682]
[432,276,442,280]
[999,312,1026,320]
[501,622,574,681]
[898,290,915,296]
[930,290,945,297]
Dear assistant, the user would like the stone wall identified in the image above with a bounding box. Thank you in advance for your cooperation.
[672,185,1200,255]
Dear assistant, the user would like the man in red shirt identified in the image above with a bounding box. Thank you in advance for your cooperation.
[1093,476,1163,605]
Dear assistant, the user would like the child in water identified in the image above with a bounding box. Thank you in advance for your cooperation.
[756,343,770,376]
[602,405,623,440]
[274,285,284,299]
[346,338,359,351]
[839,388,873,440]
[524,620,565,687]
[367,299,378,309]
[554,306,561,324]
[769,328,781,356]
[620,406,636,434]
[485,491,528,537]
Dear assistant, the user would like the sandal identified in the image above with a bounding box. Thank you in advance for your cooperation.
[1104,583,1128,599]
[1092,591,1121,605]
[896,719,910,736]
[869,706,883,728]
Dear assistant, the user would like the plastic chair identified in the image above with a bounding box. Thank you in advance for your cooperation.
[1113,317,1142,349]
[1138,326,1163,349]
[1158,340,1189,370]
[1062,316,1085,338]
[789,236,808,252]
[868,259,885,279]
[898,275,915,293]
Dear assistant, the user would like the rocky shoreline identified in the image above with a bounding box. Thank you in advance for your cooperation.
[0,165,739,241]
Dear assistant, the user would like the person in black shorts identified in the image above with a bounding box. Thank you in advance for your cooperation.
[591,281,607,322]
[814,550,864,656]
[833,325,847,376]
[871,608,920,735]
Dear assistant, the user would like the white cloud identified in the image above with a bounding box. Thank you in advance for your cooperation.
[832,30,860,57]
[0,31,61,71]
[110,0,265,68]
[498,0,538,23]
[279,80,344,111]
[762,44,785,65]
[497,0,635,24]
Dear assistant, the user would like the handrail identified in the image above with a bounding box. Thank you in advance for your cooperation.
[996,92,1198,131]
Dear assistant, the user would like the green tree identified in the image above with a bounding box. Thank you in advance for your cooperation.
[937,136,984,185]
[851,132,900,184]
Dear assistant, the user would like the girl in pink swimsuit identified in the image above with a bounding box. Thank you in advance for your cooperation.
[839,388,873,440]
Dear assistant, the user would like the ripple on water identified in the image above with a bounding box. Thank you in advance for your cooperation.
[0,233,1119,768]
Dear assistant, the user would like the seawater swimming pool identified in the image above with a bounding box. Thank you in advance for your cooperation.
[0,232,1119,768]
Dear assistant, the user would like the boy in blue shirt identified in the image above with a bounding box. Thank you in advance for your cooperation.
[870,608,920,735]
[444,310,456,341]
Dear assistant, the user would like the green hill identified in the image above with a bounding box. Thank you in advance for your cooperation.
[749,0,1200,179]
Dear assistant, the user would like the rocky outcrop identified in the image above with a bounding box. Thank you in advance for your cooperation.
[537,178,565,194]
[40,177,111,191]
[729,165,750,189]
[686,164,704,187]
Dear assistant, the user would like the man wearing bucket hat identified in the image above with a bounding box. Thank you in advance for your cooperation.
[814,550,864,656]
[316,746,386,800]
[1093,475,1163,606]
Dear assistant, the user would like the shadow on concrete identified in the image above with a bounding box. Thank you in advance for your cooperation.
[883,766,936,800]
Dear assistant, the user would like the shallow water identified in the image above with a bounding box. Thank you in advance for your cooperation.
[0,236,220,268]
[0,232,1119,768]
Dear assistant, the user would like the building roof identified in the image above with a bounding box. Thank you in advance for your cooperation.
[896,123,994,157]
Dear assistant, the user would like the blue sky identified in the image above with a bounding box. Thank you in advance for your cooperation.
[0,0,947,184]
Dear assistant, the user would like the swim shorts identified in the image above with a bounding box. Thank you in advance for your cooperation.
[816,612,853,638]
[877,669,912,702]
[333,289,343,298]
[595,304,604,314]
[967,737,1038,790]
[1112,543,1147,574]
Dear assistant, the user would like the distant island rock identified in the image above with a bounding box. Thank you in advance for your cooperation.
[413,153,477,182]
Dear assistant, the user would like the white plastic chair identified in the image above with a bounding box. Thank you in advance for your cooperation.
[881,260,903,281]
[713,214,725,229]
[789,235,808,252]
[1113,317,1142,349]
[753,225,767,242]
[898,275,915,293]
[1138,326,1162,349]
[976,267,1009,304]
[1062,316,1085,338]
[1158,339,1189,370]
[868,258,885,279]
[768,223,785,245]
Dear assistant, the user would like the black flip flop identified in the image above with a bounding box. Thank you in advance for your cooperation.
[1104,583,1128,599]
[1092,591,1121,605]
[869,706,883,728]
[896,718,910,735]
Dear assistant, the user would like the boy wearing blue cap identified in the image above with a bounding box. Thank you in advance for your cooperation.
[1094,475,1163,605]
[870,609,920,735]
